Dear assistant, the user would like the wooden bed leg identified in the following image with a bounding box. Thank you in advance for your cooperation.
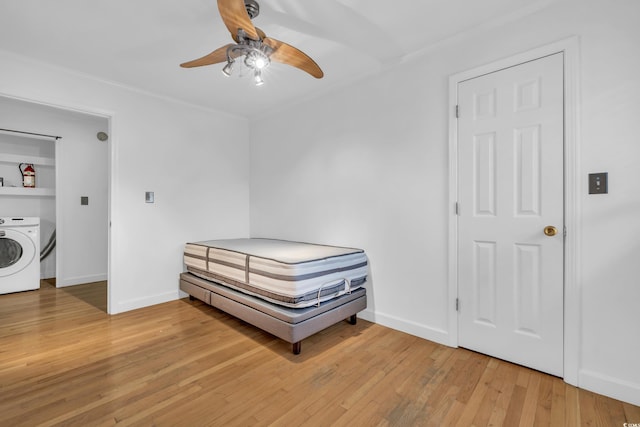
[189,295,195,301]
[348,314,357,325]
[292,341,301,355]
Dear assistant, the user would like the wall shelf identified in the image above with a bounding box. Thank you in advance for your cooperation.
[0,153,55,167]
[0,187,55,197]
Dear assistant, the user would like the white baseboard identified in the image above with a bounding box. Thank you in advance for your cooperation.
[358,309,451,347]
[356,312,640,406]
[579,369,640,406]
[112,290,180,314]
[57,273,108,287]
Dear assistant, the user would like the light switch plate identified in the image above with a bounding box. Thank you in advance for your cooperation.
[145,191,154,203]
[588,173,608,194]
[81,196,89,205]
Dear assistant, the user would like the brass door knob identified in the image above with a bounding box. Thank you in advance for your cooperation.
[544,226,558,237]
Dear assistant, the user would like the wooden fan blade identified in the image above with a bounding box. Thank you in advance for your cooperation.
[180,44,235,68]
[263,38,324,79]
[217,0,259,41]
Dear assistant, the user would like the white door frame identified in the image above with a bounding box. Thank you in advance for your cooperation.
[0,91,115,315]
[447,37,581,385]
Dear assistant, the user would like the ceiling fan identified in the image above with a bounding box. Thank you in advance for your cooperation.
[180,0,324,85]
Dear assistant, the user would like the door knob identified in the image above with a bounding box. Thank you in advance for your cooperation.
[544,226,558,237]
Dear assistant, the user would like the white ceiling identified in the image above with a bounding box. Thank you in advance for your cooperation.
[0,0,557,118]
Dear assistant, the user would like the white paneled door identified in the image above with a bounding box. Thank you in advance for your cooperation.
[457,53,564,377]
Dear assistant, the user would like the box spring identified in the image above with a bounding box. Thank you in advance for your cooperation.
[180,272,366,354]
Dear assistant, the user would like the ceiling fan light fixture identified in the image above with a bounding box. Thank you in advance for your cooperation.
[254,56,267,70]
[222,60,234,77]
[180,0,323,84]
[254,69,264,86]
[244,49,270,70]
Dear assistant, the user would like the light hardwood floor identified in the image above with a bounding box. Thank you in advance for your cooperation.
[0,281,638,426]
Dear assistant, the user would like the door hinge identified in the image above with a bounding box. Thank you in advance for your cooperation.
[456,298,459,312]
[455,202,460,216]
[455,105,460,118]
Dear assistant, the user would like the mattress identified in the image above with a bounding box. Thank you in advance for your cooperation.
[183,238,368,308]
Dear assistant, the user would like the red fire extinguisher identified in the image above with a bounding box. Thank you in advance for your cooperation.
[19,163,36,188]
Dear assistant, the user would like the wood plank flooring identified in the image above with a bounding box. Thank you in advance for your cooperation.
[1,281,638,426]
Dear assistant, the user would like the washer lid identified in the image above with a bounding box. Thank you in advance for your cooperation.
[0,229,36,277]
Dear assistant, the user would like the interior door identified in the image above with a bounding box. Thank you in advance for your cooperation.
[457,53,564,377]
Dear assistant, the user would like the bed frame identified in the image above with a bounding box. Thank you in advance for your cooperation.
[179,272,367,354]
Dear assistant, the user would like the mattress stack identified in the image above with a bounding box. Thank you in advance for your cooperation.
[183,238,368,308]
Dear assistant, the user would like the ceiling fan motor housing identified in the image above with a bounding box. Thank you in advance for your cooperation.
[245,0,259,19]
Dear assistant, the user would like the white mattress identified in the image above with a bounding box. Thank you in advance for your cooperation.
[183,238,368,308]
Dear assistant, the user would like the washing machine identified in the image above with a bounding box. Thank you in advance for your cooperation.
[0,217,40,294]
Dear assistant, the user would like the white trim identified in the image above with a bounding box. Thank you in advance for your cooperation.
[55,136,62,289]
[253,0,559,123]
[561,37,581,388]
[0,49,243,121]
[56,273,108,287]
[107,115,116,315]
[579,369,640,407]
[401,0,559,67]
[447,83,460,347]
[447,37,581,384]
[358,309,450,346]
[113,290,181,315]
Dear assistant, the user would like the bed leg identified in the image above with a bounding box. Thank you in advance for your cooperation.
[348,314,357,325]
[292,341,301,355]
[189,295,195,301]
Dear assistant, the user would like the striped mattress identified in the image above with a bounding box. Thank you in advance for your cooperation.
[183,238,368,308]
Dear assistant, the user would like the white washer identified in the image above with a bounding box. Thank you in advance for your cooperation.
[0,217,40,294]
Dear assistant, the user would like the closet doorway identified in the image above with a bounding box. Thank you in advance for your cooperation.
[0,95,110,311]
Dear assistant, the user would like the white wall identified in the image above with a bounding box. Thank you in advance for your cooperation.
[0,96,108,282]
[0,50,250,314]
[56,110,109,286]
[250,0,640,406]
[250,75,451,340]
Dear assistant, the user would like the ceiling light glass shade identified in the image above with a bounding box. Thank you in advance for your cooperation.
[254,56,267,69]
[223,43,273,85]
[254,70,264,86]
[245,50,270,70]
[222,60,234,77]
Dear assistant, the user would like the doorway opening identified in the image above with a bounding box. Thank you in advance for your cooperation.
[0,94,111,313]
